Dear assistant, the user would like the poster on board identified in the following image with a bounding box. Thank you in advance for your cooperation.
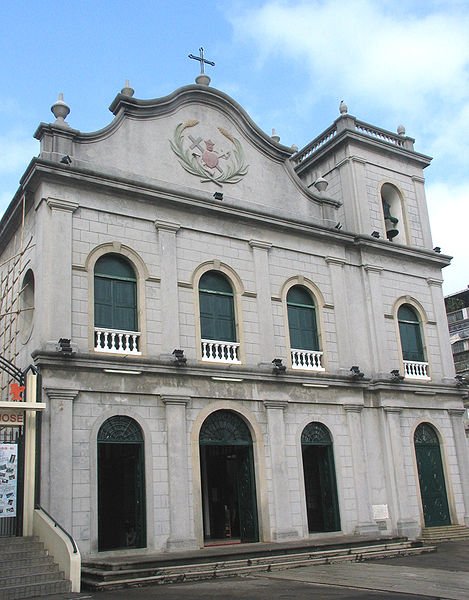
[0,443,18,518]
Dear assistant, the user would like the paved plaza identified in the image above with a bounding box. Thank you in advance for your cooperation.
[60,540,469,600]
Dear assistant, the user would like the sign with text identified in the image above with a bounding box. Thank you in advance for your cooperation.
[0,443,18,517]
[0,411,24,426]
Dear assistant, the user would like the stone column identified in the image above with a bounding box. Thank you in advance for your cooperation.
[325,257,351,370]
[249,240,275,364]
[264,400,298,540]
[162,395,197,550]
[383,407,419,538]
[155,220,181,354]
[448,409,469,525]
[344,404,380,535]
[427,278,456,380]
[45,388,79,532]
[36,198,78,346]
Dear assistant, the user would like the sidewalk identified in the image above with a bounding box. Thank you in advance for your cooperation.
[53,540,469,600]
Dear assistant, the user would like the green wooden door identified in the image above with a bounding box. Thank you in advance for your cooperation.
[237,446,259,542]
[415,424,451,527]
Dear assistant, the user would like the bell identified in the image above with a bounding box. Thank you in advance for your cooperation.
[386,228,399,241]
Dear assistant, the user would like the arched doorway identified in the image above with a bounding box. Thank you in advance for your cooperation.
[301,422,341,533]
[199,410,258,544]
[97,416,146,551]
[414,423,451,527]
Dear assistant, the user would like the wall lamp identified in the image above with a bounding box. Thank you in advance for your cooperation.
[433,247,441,253]
[390,369,404,382]
[272,358,286,374]
[335,222,343,230]
[57,338,75,357]
[60,155,72,165]
[213,191,223,201]
[371,231,380,238]
[350,365,364,380]
[455,375,468,387]
[172,349,187,366]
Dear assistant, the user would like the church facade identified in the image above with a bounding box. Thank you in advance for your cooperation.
[1,73,468,558]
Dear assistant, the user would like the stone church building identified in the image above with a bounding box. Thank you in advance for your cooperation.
[1,69,468,559]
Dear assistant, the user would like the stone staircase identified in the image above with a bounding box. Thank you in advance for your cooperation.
[82,537,436,591]
[420,525,469,543]
[0,536,71,599]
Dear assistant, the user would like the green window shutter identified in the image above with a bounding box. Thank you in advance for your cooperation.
[199,272,236,342]
[398,305,424,362]
[94,254,138,331]
[287,287,319,350]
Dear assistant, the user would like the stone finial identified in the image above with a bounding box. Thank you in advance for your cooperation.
[339,100,348,115]
[51,93,70,126]
[121,80,135,97]
[271,128,280,143]
[397,124,406,136]
[291,144,298,152]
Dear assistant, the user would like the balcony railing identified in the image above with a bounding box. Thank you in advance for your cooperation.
[291,349,325,371]
[403,360,430,380]
[94,328,141,355]
[201,339,241,364]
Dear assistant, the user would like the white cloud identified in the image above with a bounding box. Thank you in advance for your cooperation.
[427,181,469,294]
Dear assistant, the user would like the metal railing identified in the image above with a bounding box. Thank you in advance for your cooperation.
[35,505,78,553]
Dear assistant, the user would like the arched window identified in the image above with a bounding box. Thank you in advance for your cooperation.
[287,286,323,370]
[398,304,428,379]
[94,255,140,354]
[19,269,35,343]
[199,271,239,363]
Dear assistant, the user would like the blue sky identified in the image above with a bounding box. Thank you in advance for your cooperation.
[1,0,468,293]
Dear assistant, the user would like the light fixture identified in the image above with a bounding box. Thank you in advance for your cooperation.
[371,231,380,238]
[390,369,404,382]
[335,222,343,230]
[57,338,74,357]
[313,177,328,192]
[213,191,223,201]
[455,375,468,386]
[60,155,72,165]
[103,369,142,375]
[433,247,441,253]
[172,349,187,366]
[272,358,286,374]
[350,365,364,380]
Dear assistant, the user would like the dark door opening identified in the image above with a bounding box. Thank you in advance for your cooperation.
[97,416,146,552]
[415,423,451,527]
[302,422,340,533]
[199,411,258,545]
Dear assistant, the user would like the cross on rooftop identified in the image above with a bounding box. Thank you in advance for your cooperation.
[188,47,215,75]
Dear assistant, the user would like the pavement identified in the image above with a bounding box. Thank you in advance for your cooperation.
[50,540,469,600]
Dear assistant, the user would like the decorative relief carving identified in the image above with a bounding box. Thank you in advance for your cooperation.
[170,120,248,186]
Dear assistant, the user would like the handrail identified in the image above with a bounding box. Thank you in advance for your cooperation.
[35,504,78,553]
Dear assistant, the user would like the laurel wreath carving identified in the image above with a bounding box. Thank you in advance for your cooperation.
[170,120,249,185]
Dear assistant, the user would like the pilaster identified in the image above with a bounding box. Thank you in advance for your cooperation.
[344,404,380,535]
[249,240,275,364]
[325,257,351,369]
[45,388,79,532]
[162,395,197,550]
[448,408,469,526]
[155,221,181,354]
[427,278,456,380]
[263,400,298,540]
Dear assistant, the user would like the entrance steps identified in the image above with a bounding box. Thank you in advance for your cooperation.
[81,536,436,591]
[420,525,469,543]
[0,536,71,599]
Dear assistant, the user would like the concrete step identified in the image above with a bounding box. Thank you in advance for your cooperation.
[82,539,436,591]
[0,579,71,600]
[420,525,469,542]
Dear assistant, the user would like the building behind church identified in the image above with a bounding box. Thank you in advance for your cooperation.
[1,71,468,559]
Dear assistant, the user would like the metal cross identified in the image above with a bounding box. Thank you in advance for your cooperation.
[188,47,215,75]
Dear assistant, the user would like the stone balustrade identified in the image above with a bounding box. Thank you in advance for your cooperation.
[291,349,325,371]
[94,328,141,355]
[201,339,241,364]
[403,360,430,380]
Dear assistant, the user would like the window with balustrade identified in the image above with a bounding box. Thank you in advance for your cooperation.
[199,270,240,363]
[94,254,141,355]
[287,286,324,371]
[398,304,429,380]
